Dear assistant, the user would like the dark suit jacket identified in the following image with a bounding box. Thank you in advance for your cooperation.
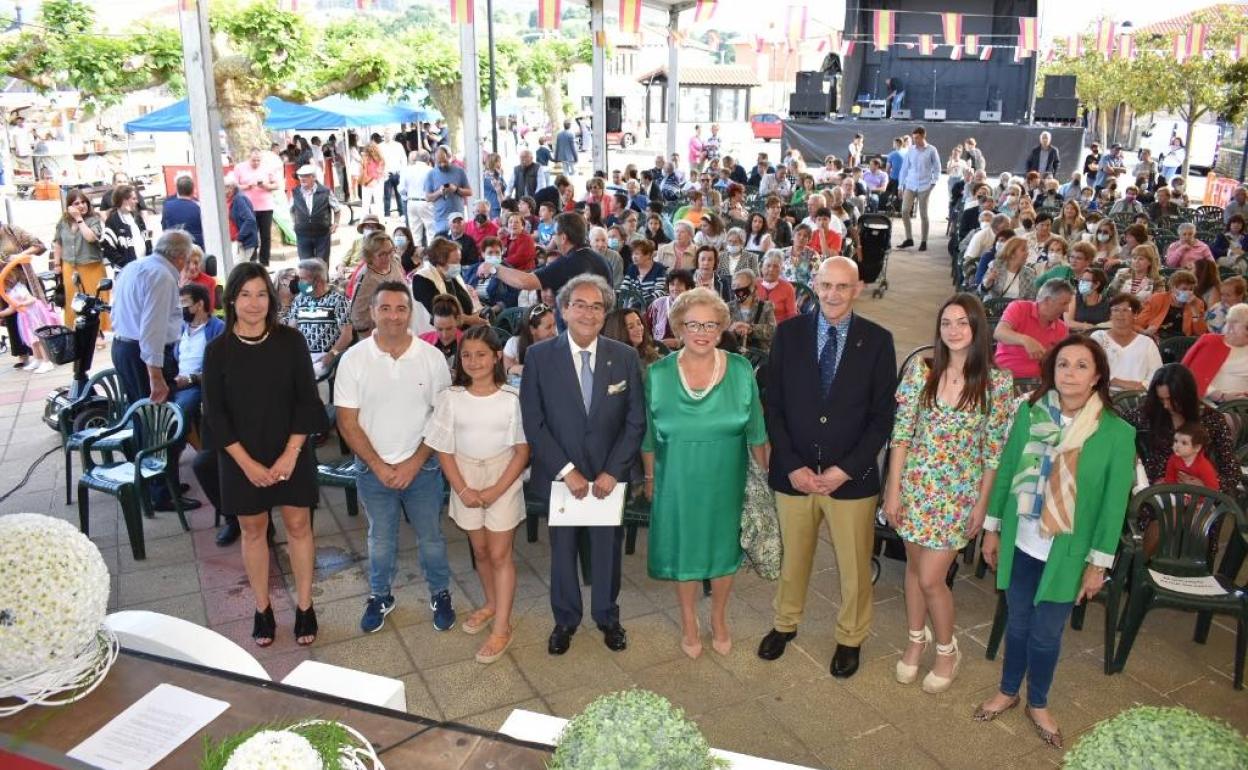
[520,333,646,503]
[1026,145,1061,175]
[766,312,897,499]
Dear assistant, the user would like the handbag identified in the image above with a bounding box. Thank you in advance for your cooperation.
[739,456,782,580]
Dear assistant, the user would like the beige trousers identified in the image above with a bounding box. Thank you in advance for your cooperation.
[773,491,878,646]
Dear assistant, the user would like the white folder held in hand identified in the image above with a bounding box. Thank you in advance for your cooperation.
[549,481,626,526]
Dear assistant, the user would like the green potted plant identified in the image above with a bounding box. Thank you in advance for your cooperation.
[1065,706,1248,769]
[548,689,727,770]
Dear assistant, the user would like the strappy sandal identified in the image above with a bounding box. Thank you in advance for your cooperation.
[294,604,318,646]
[252,606,276,647]
[972,694,1020,722]
[462,607,496,636]
[895,626,931,684]
[1025,705,1063,749]
[475,628,513,664]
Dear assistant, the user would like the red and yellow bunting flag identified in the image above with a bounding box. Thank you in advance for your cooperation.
[840,40,855,58]
[1186,24,1207,61]
[537,0,560,29]
[450,0,472,23]
[940,13,962,47]
[356,0,372,8]
[949,44,962,61]
[754,35,766,54]
[785,6,807,46]
[179,0,197,10]
[872,10,895,50]
[694,0,716,24]
[979,45,992,61]
[1066,34,1082,58]
[1095,21,1115,59]
[918,34,935,56]
[1116,34,1135,61]
[1017,17,1038,53]
[619,0,640,34]
[963,34,978,56]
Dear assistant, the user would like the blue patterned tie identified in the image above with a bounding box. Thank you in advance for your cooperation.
[819,328,838,395]
[580,350,594,411]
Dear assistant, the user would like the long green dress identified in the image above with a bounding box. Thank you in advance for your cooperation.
[643,352,767,581]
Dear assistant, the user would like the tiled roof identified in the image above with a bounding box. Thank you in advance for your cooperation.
[636,65,761,87]
[1132,3,1248,37]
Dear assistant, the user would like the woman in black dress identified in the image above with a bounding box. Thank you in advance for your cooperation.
[203,263,329,646]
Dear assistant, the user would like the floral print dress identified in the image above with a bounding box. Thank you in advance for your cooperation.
[890,359,1015,549]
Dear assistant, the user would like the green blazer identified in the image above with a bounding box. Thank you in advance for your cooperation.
[987,399,1137,604]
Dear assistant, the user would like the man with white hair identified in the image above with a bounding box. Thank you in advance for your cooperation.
[398,150,433,245]
[290,164,341,262]
[509,147,547,200]
[224,174,259,263]
[1026,131,1061,178]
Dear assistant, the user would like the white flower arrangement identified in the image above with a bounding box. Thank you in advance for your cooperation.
[0,513,117,717]
[205,720,384,770]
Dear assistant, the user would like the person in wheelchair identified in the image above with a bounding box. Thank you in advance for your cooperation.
[883,294,1014,694]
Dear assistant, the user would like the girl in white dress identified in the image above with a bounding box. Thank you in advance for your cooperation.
[425,326,529,664]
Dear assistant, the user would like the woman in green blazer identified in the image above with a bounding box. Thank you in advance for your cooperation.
[974,335,1136,750]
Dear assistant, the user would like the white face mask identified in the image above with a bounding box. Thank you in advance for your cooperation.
[1086,222,1098,233]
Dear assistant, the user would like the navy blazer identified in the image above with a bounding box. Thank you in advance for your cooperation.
[520,332,646,502]
[766,311,897,499]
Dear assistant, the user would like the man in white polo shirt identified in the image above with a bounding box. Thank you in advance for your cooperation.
[334,280,456,634]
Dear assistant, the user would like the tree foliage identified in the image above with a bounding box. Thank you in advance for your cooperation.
[1042,8,1248,177]
[517,36,595,131]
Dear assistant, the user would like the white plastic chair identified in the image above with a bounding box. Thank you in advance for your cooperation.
[105,610,270,681]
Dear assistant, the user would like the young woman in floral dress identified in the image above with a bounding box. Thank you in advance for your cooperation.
[882,293,1014,693]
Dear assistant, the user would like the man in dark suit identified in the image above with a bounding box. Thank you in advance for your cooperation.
[290,164,342,262]
[1025,131,1061,178]
[555,120,579,177]
[757,256,896,678]
[521,274,646,656]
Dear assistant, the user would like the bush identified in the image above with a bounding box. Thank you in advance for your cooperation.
[548,689,728,770]
[1065,706,1248,770]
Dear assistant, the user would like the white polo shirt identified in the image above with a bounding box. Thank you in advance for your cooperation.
[334,333,452,464]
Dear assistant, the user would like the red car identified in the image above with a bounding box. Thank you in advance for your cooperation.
[751,113,783,142]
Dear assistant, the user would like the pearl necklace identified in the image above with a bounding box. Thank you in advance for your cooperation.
[677,349,723,401]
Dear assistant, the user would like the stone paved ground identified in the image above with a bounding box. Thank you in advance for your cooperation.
[1,185,1245,769]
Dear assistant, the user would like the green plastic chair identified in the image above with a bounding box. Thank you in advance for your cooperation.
[59,368,130,505]
[315,454,360,518]
[1215,398,1248,451]
[1113,484,1248,689]
[1111,389,1147,415]
[78,399,188,561]
[493,305,529,336]
[1158,335,1197,365]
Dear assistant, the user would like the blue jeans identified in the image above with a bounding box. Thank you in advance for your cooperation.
[356,457,450,599]
[1000,549,1075,708]
[172,384,202,429]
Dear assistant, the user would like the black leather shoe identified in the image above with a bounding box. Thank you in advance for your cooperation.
[830,644,861,678]
[597,622,628,651]
[215,518,241,547]
[757,629,797,660]
[153,496,202,512]
[179,483,191,494]
[918,241,928,252]
[899,238,915,249]
[548,624,576,655]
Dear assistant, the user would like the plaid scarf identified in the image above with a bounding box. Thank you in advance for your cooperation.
[1010,390,1103,537]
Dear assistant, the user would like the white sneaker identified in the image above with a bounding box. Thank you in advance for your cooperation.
[34,361,55,374]
[21,360,39,371]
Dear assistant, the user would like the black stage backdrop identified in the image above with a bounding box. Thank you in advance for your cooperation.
[782,120,1085,176]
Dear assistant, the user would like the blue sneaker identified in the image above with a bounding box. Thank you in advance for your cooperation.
[430,590,455,631]
[360,594,395,633]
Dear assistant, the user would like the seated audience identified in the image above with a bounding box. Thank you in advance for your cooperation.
[992,278,1073,380]
[1090,294,1162,392]
[1135,269,1207,339]
[1181,303,1248,401]
[1164,223,1214,269]
[1065,267,1111,332]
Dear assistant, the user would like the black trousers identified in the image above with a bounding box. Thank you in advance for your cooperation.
[383,172,402,216]
[3,313,31,358]
[193,448,232,524]
[254,209,274,266]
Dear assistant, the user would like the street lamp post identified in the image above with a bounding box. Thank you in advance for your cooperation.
[487,0,498,153]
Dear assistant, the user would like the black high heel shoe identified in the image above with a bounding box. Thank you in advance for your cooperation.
[294,604,318,646]
[252,606,276,647]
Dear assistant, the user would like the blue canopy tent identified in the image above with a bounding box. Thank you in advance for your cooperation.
[124,96,358,133]
[308,94,440,125]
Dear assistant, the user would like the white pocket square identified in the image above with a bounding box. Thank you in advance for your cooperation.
[607,380,627,395]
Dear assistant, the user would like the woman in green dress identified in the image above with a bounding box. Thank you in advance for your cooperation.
[642,288,770,660]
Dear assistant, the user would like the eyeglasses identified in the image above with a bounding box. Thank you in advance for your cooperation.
[568,300,606,314]
[682,321,722,334]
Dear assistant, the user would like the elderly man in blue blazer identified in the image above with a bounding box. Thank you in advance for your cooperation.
[758,256,897,678]
[554,120,579,178]
[521,273,646,656]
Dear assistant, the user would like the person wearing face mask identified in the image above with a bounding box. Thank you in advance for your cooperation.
[284,258,353,373]
[1091,219,1118,266]
[756,251,798,323]
[1135,269,1207,339]
[972,222,1016,289]
[173,281,225,438]
[722,227,758,275]
[472,237,519,314]
[500,212,536,272]
[391,226,419,274]
[413,236,484,326]
[446,211,481,267]
[465,199,499,249]
[727,268,776,353]
[1064,267,1110,332]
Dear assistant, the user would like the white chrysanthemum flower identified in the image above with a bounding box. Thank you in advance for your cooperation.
[0,514,111,677]
[223,730,324,770]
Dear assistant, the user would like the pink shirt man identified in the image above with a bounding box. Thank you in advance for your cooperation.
[234,157,279,213]
[994,299,1068,380]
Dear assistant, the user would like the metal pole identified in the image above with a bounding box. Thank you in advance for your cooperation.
[665,10,680,160]
[487,0,498,154]
[178,0,231,272]
[1238,121,1248,183]
[459,9,484,199]
[590,0,606,174]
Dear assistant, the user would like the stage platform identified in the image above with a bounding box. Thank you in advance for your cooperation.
[783,119,1085,176]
